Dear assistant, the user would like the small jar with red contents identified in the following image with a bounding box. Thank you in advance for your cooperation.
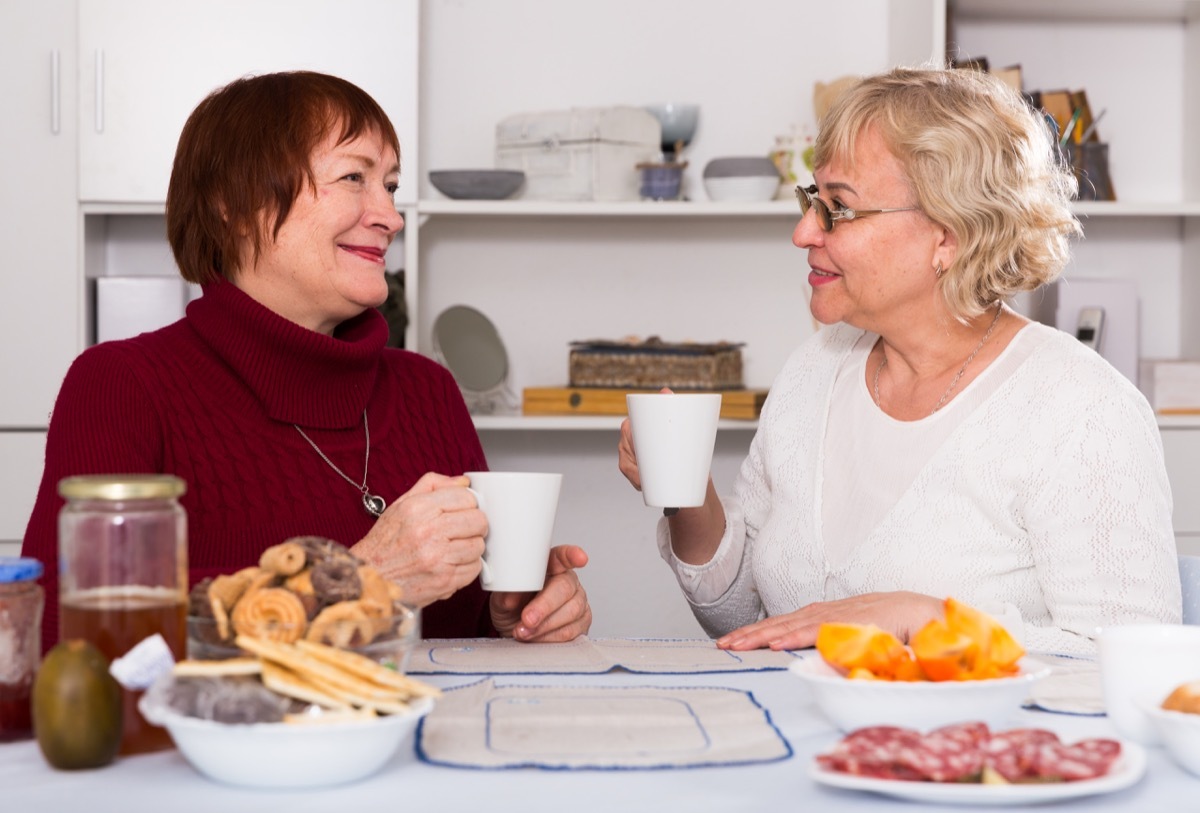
[0,557,44,741]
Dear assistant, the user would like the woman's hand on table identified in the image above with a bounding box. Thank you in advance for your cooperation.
[716,591,944,651]
[351,472,487,608]
[490,545,592,642]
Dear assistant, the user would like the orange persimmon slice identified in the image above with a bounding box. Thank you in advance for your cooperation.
[944,597,1024,678]
[815,622,918,680]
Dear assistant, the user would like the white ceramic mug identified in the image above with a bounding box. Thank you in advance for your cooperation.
[1098,623,1200,745]
[626,393,721,509]
[465,471,562,592]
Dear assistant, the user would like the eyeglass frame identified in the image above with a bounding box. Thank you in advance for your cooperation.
[795,184,920,232]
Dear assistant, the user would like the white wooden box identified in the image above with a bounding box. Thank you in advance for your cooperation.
[495,106,661,202]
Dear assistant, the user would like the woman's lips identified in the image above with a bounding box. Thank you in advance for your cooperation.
[808,267,840,287]
[341,244,386,264]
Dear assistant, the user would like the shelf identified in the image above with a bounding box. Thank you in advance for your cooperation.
[472,414,759,431]
[1157,414,1200,429]
[416,199,801,218]
[953,0,1200,23]
[78,199,1200,220]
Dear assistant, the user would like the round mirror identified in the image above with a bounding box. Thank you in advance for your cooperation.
[432,305,509,394]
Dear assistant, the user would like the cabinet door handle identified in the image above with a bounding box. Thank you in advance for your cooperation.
[93,48,104,133]
[50,49,60,135]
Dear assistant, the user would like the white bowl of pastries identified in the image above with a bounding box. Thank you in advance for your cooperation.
[789,655,1051,732]
[140,634,439,788]
[1139,680,1200,777]
[187,537,418,672]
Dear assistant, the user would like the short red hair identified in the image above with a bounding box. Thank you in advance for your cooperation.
[166,71,400,285]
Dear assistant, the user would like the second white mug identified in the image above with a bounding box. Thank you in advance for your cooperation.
[626,392,721,509]
[465,471,562,592]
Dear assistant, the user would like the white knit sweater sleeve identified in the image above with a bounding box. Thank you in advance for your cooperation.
[658,327,854,636]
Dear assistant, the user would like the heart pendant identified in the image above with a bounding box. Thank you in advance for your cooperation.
[363,493,387,518]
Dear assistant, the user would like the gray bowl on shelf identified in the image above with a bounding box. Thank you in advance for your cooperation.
[429,170,525,200]
[702,156,780,179]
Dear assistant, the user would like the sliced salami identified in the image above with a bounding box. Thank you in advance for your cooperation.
[819,723,1121,785]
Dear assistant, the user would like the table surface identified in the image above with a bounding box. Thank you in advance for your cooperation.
[4,646,1194,813]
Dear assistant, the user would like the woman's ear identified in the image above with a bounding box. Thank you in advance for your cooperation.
[932,224,959,274]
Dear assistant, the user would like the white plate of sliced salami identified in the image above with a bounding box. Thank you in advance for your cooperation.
[810,722,1147,806]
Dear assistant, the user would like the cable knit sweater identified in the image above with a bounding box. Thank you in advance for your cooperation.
[23,281,493,654]
[660,322,1180,655]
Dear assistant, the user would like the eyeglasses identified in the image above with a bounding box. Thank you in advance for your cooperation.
[795,184,919,232]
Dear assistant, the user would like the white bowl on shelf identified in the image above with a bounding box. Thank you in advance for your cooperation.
[703,175,780,202]
[789,655,1051,732]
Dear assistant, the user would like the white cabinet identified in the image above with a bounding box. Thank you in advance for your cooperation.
[0,433,47,544]
[77,0,420,205]
[0,0,81,428]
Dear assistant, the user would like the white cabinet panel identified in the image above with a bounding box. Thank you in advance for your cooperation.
[0,433,47,543]
[78,0,419,204]
[0,0,81,427]
[1163,428,1200,534]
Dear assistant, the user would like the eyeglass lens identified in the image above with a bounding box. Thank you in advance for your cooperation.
[796,185,832,231]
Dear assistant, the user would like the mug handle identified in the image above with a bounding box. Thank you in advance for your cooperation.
[466,487,493,587]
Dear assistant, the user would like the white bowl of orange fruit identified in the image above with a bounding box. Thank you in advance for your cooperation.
[789,598,1050,731]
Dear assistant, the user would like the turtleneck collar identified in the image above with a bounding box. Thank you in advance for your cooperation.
[185,280,387,429]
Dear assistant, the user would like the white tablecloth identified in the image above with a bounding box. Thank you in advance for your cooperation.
[3,649,1193,813]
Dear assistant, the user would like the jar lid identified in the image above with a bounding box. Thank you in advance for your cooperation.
[58,474,187,501]
[0,557,44,583]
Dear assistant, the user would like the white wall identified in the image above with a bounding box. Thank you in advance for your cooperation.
[415,0,907,637]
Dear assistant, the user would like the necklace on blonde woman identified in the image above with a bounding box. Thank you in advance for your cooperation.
[294,410,387,517]
[873,302,1004,416]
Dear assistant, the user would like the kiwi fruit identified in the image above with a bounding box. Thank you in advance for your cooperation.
[33,640,123,770]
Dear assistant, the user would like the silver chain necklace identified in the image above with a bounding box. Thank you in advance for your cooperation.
[873,302,1003,416]
[293,410,387,518]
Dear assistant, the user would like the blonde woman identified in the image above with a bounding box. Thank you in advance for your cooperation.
[619,66,1178,656]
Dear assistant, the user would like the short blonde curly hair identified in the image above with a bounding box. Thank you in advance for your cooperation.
[812,66,1082,321]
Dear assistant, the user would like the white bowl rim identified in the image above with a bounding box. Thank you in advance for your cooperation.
[788,654,1051,689]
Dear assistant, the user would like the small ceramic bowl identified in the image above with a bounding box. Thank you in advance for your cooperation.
[789,655,1051,732]
[1138,699,1200,776]
[140,686,434,789]
[187,602,420,673]
[429,169,525,200]
[702,157,781,202]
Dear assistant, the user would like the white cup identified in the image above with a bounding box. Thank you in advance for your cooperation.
[1098,623,1200,745]
[626,393,721,509]
[465,471,562,592]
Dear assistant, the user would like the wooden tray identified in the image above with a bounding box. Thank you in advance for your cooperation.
[522,387,767,420]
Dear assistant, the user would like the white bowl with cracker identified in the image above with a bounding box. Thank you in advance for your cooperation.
[142,636,439,788]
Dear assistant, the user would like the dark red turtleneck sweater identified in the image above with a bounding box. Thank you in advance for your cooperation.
[22,281,493,654]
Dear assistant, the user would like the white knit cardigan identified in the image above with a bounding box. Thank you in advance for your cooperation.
[659,322,1181,655]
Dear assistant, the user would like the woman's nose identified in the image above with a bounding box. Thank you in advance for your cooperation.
[793,209,824,249]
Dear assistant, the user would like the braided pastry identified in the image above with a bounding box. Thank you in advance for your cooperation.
[357,565,394,619]
[230,587,307,643]
[311,558,362,604]
[209,571,253,611]
[258,542,307,576]
[305,601,374,648]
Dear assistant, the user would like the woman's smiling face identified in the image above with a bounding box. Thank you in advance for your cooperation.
[236,126,404,336]
[794,125,943,333]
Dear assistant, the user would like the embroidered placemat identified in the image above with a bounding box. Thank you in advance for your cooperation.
[416,679,793,770]
[1024,652,1105,716]
[407,636,799,675]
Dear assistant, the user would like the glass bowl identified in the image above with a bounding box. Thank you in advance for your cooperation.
[187,601,420,673]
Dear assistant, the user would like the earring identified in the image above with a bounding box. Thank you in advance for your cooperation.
[934,262,944,278]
